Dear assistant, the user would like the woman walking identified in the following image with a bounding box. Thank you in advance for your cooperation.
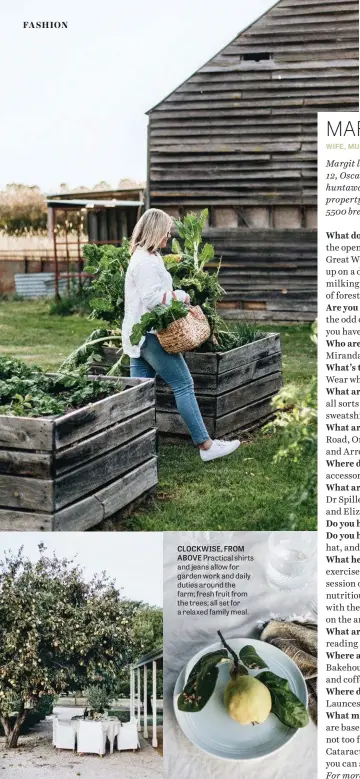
[122,208,240,462]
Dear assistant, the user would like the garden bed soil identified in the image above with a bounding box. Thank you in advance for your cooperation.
[0,376,157,531]
[97,333,283,438]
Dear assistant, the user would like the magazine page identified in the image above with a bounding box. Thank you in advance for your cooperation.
[0,0,357,777]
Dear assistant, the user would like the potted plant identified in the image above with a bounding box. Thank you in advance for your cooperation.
[85,686,113,719]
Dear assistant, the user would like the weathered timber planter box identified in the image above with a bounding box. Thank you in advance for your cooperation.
[157,333,282,437]
[97,334,282,438]
[0,376,157,531]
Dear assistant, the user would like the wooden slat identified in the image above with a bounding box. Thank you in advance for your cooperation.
[156,411,215,438]
[97,456,158,521]
[0,509,53,532]
[156,373,217,393]
[55,408,155,475]
[215,397,275,437]
[184,352,219,375]
[216,372,283,416]
[0,475,53,512]
[54,379,155,449]
[54,430,156,510]
[0,417,54,452]
[156,389,215,417]
[217,334,280,374]
[0,450,52,478]
[223,309,316,321]
[53,458,158,531]
[218,352,282,393]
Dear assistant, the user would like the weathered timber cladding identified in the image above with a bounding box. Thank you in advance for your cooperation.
[147,0,359,320]
[0,377,158,531]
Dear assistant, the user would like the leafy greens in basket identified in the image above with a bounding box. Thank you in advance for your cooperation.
[130,300,189,346]
[177,632,309,730]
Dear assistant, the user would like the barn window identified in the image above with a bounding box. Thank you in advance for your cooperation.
[243,52,271,62]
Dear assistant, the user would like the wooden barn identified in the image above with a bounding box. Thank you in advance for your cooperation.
[147,0,359,321]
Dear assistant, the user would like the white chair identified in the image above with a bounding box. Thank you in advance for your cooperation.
[77,721,107,756]
[117,718,140,752]
[55,719,76,751]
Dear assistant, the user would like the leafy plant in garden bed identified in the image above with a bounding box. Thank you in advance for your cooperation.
[83,241,131,325]
[59,241,131,373]
[0,356,123,417]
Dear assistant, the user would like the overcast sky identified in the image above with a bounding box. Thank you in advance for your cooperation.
[0,533,163,607]
[1,0,273,193]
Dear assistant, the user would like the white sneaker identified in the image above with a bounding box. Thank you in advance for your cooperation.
[200,439,240,462]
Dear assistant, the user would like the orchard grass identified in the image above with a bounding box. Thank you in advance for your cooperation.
[0,300,316,531]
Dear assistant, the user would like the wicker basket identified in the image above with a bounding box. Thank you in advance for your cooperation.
[157,305,210,354]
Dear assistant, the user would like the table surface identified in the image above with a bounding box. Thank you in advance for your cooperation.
[163,531,317,779]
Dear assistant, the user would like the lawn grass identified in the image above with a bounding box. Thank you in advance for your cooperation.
[130,323,317,532]
[0,301,317,531]
[0,299,100,370]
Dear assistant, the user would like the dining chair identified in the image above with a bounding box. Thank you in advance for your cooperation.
[55,719,76,751]
[77,720,107,756]
[117,718,140,752]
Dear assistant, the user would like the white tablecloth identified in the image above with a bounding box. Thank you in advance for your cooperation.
[164,531,317,779]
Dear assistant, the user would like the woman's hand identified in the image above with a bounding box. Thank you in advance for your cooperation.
[184,294,191,305]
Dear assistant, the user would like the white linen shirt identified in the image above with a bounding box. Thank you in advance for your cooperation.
[122,247,187,358]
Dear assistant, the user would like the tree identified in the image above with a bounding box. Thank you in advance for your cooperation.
[0,184,47,234]
[116,606,163,701]
[131,606,163,656]
[0,544,139,748]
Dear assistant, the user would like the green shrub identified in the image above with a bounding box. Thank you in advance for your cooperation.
[49,286,92,317]
[265,322,317,525]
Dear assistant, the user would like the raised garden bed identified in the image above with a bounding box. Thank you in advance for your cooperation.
[96,333,282,439]
[157,333,282,438]
[0,376,157,531]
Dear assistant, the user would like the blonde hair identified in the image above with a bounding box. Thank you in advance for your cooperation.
[130,208,173,254]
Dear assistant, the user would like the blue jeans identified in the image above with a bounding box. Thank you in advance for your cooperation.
[130,333,209,445]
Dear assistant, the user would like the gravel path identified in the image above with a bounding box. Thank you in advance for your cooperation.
[0,721,162,779]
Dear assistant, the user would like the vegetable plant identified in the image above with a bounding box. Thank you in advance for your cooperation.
[130,300,189,346]
[0,356,123,418]
[177,632,309,730]
[83,240,131,325]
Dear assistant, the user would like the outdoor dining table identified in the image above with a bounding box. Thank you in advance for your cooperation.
[70,716,122,754]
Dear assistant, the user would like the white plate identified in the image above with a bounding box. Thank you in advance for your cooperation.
[173,637,308,762]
